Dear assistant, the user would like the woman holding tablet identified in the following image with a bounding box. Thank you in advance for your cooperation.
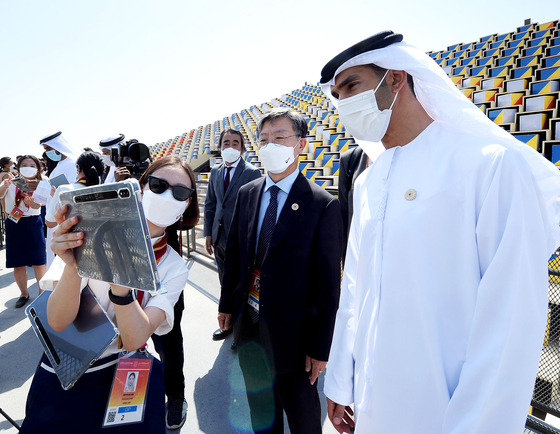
[0,155,47,308]
[20,156,199,434]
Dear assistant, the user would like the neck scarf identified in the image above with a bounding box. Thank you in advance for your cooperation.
[76,177,87,186]
[136,232,168,306]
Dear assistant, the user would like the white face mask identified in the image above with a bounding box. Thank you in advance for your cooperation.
[20,166,38,178]
[337,70,398,143]
[221,147,241,164]
[259,142,297,174]
[142,189,189,228]
[101,154,115,167]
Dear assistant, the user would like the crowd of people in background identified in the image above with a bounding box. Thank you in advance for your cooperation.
[2,29,560,434]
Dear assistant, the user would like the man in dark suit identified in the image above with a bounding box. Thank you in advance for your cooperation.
[204,128,261,340]
[218,108,343,433]
[338,146,367,260]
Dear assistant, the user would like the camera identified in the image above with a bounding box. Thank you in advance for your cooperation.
[110,138,151,179]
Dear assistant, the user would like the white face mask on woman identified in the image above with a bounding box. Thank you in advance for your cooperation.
[20,166,38,178]
[142,189,189,228]
[337,70,398,143]
[259,142,298,174]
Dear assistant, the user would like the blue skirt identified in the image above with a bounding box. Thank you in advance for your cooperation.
[5,215,46,268]
[19,353,166,434]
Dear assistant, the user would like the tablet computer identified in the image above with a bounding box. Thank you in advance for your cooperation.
[49,173,70,188]
[26,286,119,390]
[59,179,161,293]
[11,176,32,193]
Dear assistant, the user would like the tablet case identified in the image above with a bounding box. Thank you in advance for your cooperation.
[59,179,161,293]
[49,173,70,188]
[26,286,119,390]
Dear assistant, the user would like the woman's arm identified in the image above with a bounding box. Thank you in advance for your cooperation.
[110,284,166,351]
[0,179,11,199]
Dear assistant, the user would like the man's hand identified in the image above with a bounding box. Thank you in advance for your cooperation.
[114,166,131,182]
[217,312,232,330]
[205,236,214,255]
[305,355,327,385]
[327,398,355,433]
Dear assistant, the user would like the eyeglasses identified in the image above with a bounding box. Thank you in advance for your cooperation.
[148,176,194,201]
[258,135,299,146]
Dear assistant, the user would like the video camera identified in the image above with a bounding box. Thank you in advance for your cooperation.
[110,138,151,179]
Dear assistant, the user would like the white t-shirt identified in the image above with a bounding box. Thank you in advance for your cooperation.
[0,184,41,217]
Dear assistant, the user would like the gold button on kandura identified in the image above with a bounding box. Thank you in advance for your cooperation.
[405,189,417,201]
[291,203,299,211]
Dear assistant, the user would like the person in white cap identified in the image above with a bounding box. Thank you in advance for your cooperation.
[40,131,79,267]
[319,31,560,433]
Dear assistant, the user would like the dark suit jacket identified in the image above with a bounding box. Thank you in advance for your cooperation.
[219,172,343,374]
[338,147,368,258]
[204,158,261,246]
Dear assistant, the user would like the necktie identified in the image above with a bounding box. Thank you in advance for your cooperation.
[224,166,233,192]
[255,185,280,269]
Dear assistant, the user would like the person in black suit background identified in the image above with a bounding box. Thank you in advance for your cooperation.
[217,108,343,433]
[337,146,367,261]
[204,128,262,341]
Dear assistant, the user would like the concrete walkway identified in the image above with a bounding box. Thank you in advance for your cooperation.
[0,247,337,433]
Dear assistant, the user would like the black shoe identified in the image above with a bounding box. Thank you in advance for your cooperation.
[15,296,29,308]
[166,398,187,430]
[212,328,232,341]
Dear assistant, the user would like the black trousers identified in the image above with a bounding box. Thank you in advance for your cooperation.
[213,238,226,285]
[237,324,322,434]
[152,291,185,402]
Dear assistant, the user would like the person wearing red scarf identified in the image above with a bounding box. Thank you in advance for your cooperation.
[20,156,199,434]
[0,155,46,308]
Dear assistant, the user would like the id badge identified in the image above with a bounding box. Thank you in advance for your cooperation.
[8,206,24,223]
[248,268,261,311]
[103,353,153,427]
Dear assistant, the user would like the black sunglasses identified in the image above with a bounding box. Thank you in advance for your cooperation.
[147,176,194,202]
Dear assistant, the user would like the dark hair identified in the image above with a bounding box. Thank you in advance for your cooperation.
[218,128,246,153]
[76,151,105,186]
[257,108,308,139]
[128,372,136,379]
[366,64,415,97]
[0,156,12,169]
[138,156,200,227]
[16,155,43,180]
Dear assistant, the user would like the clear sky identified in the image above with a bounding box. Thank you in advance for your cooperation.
[0,0,557,158]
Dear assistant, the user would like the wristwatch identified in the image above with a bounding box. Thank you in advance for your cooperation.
[108,287,136,305]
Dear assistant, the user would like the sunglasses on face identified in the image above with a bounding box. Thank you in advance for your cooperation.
[147,175,194,201]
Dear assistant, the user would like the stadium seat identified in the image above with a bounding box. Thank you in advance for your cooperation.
[472,89,498,104]
[511,65,537,79]
[482,77,505,90]
[496,91,525,107]
[504,77,530,92]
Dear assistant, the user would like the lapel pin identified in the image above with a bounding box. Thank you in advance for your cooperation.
[291,203,299,211]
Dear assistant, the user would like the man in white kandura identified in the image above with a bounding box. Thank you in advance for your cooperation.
[319,31,560,433]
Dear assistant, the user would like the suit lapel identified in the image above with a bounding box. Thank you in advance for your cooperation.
[224,158,245,201]
[247,178,266,261]
[216,163,226,200]
[265,173,311,259]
